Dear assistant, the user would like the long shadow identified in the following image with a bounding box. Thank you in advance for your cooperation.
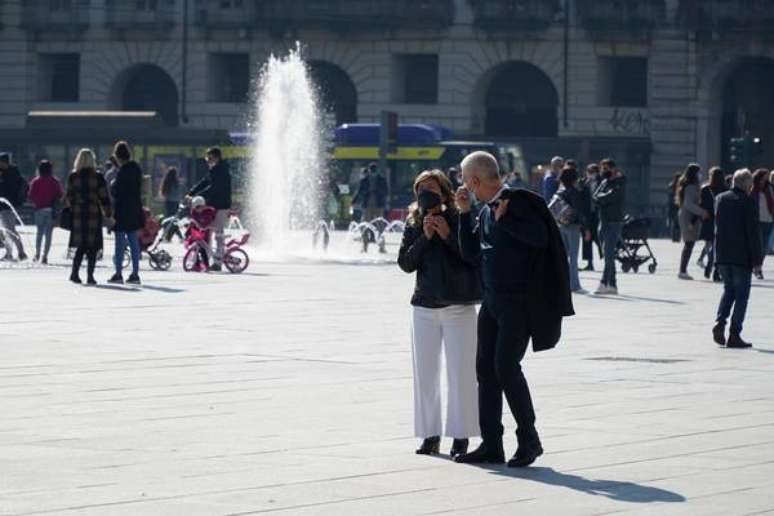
[94,284,141,292]
[756,348,774,355]
[488,466,685,503]
[751,283,774,290]
[141,285,186,293]
[616,295,685,305]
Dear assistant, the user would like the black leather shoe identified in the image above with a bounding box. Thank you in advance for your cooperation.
[712,322,726,346]
[415,436,440,455]
[712,270,722,282]
[508,440,543,468]
[450,439,469,458]
[69,274,82,284]
[726,332,752,349]
[704,265,712,279]
[454,443,504,464]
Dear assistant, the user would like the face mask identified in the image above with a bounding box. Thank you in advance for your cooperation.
[602,170,613,179]
[417,190,442,212]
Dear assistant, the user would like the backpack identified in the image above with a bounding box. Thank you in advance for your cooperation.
[548,192,575,226]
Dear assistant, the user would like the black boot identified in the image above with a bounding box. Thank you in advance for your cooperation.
[712,269,722,282]
[508,429,543,468]
[726,332,752,349]
[454,441,504,464]
[704,264,712,279]
[415,436,440,455]
[450,439,469,458]
[712,322,726,346]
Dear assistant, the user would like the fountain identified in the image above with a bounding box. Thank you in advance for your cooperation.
[246,45,399,264]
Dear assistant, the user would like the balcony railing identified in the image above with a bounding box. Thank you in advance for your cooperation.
[257,0,455,34]
[21,0,91,31]
[470,0,560,32]
[679,0,774,34]
[577,0,665,33]
[105,0,177,30]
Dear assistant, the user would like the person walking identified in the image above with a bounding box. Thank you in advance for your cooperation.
[353,162,388,222]
[592,158,626,295]
[65,149,112,285]
[541,156,563,203]
[712,169,762,348]
[109,141,145,285]
[398,169,481,459]
[0,152,29,261]
[676,164,709,280]
[579,164,601,271]
[551,166,591,293]
[697,167,727,281]
[454,151,573,468]
[159,167,181,217]
[28,160,63,264]
[751,169,773,279]
[188,147,232,271]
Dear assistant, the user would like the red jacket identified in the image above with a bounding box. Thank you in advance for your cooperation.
[28,175,63,209]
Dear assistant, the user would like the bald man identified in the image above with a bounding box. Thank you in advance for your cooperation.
[454,151,573,467]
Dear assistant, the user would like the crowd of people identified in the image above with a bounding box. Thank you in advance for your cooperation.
[0,142,232,283]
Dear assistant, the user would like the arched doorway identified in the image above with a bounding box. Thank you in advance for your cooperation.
[308,61,357,126]
[111,64,179,126]
[481,61,559,138]
[720,58,774,170]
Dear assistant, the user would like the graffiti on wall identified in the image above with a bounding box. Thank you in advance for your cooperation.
[608,108,651,136]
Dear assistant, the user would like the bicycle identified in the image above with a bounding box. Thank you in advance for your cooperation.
[182,226,250,274]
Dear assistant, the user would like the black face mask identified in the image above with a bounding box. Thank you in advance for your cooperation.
[602,170,613,180]
[417,190,442,213]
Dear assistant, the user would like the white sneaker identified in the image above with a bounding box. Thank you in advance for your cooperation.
[573,288,588,295]
[607,286,619,295]
[678,272,693,280]
[594,284,610,295]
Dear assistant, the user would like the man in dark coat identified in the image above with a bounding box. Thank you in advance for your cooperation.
[352,163,388,221]
[189,147,232,270]
[108,141,145,285]
[0,152,29,260]
[712,169,762,349]
[454,151,574,468]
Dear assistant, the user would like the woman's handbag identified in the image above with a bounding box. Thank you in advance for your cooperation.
[59,207,72,230]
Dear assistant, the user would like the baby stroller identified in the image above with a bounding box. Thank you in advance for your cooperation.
[123,208,173,270]
[616,216,658,274]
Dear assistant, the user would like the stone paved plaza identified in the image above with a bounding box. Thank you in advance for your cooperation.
[2,228,774,515]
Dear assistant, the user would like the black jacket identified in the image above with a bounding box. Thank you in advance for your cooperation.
[556,185,589,230]
[714,187,763,269]
[111,160,145,232]
[0,165,28,210]
[459,188,574,352]
[190,160,232,210]
[593,175,627,223]
[699,184,727,242]
[398,211,482,307]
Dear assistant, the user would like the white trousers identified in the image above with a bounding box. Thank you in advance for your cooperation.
[412,305,479,439]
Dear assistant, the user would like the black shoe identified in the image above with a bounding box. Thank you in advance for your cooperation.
[450,439,469,458]
[86,276,97,286]
[210,263,222,272]
[582,263,594,271]
[415,436,440,455]
[69,274,82,284]
[726,332,752,349]
[126,273,141,285]
[712,322,726,346]
[18,252,28,261]
[108,273,123,284]
[41,257,48,265]
[508,440,544,468]
[704,265,712,279]
[454,442,505,464]
[712,270,722,282]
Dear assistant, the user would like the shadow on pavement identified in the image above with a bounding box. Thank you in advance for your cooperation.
[488,466,686,503]
[94,284,141,292]
[141,285,186,293]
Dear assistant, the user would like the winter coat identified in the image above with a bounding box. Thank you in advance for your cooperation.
[189,160,232,210]
[714,187,763,269]
[678,183,704,242]
[112,160,145,232]
[0,165,28,210]
[66,168,111,249]
[698,184,727,242]
[592,175,627,223]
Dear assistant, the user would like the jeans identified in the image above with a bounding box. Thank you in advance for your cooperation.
[559,224,582,291]
[114,230,140,275]
[34,208,54,260]
[599,221,623,287]
[761,222,773,263]
[411,305,479,439]
[716,265,752,334]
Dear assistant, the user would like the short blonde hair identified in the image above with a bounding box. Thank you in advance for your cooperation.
[461,151,500,182]
[73,148,96,172]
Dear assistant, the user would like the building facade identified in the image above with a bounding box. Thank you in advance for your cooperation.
[1,0,773,214]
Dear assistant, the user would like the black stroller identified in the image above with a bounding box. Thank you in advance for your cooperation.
[616,216,658,274]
